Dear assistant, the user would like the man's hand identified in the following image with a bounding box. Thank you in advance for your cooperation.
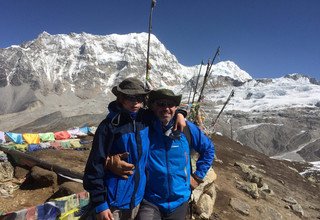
[190,176,199,190]
[106,152,135,179]
[190,175,202,190]
[96,209,113,220]
[173,113,186,132]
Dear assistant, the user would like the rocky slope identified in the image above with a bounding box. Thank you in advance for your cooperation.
[1,132,319,219]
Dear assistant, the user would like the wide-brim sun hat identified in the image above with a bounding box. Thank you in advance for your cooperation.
[148,89,182,106]
[112,77,150,96]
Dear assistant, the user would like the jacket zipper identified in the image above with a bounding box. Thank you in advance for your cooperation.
[166,142,171,211]
[130,118,142,209]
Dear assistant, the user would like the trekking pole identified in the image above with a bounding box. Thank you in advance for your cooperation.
[211,89,235,128]
[145,0,156,89]
[197,46,220,103]
[186,89,192,110]
[197,60,210,103]
[191,60,204,104]
[207,46,221,79]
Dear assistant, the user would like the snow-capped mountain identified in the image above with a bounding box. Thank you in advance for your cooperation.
[0,32,319,164]
[0,32,194,93]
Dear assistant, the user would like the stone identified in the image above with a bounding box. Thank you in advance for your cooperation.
[234,162,263,187]
[196,194,214,219]
[52,181,84,198]
[30,166,57,188]
[192,169,217,204]
[236,182,259,199]
[290,203,304,217]
[229,197,250,216]
[14,166,29,179]
[282,196,297,205]
[204,182,217,199]
[256,206,283,220]
[0,161,14,181]
[204,168,217,183]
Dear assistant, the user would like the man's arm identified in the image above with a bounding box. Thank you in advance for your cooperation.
[83,119,111,214]
[187,121,215,182]
[105,152,135,179]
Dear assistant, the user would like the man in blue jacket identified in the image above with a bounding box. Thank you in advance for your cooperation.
[135,89,215,220]
[83,78,151,220]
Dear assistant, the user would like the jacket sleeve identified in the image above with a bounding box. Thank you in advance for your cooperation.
[187,121,215,180]
[83,119,111,212]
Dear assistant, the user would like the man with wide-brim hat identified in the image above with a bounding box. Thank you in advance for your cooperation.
[111,77,150,97]
[148,88,182,107]
[135,88,214,220]
[110,77,150,112]
[84,77,151,220]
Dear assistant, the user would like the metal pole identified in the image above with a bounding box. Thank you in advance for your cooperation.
[191,60,204,104]
[197,47,220,103]
[212,89,235,128]
[145,0,156,89]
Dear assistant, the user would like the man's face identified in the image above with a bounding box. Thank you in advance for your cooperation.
[119,95,144,112]
[152,99,177,125]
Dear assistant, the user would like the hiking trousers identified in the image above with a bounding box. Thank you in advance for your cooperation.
[136,199,188,220]
[111,205,140,220]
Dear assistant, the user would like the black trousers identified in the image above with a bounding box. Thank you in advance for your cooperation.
[136,199,189,220]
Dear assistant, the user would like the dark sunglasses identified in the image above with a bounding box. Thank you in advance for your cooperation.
[154,100,176,108]
[123,95,145,103]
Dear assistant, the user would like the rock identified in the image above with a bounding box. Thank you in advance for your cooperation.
[259,183,274,198]
[308,176,317,183]
[290,203,304,217]
[288,166,299,173]
[192,169,217,204]
[282,196,297,205]
[52,181,84,198]
[236,181,259,199]
[229,197,250,216]
[196,194,215,219]
[0,161,14,181]
[204,168,217,183]
[14,166,29,179]
[256,206,283,220]
[30,166,57,188]
[215,158,223,165]
[234,161,263,187]
[193,182,217,219]
[205,183,217,198]
[309,205,320,212]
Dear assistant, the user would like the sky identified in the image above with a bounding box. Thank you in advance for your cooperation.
[0,0,319,80]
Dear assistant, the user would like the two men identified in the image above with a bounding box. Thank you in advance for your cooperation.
[83,78,187,220]
[83,77,215,220]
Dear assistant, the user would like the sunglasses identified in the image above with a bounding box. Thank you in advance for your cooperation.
[154,100,176,108]
[124,95,145,103]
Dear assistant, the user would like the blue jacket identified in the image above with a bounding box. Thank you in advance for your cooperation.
[144,120,215,213]
[83,101,151,213]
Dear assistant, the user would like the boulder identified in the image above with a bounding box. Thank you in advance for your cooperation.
[229,197,250,216]
[30,166,57,188]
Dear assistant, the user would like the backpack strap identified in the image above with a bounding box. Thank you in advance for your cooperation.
[183,124,193,174]
[183,123,194,219]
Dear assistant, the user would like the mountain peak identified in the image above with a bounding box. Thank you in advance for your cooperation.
[212,60,252,82]
[284,73,320,85]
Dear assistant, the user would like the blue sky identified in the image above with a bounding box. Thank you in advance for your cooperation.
[1,0,319,80]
